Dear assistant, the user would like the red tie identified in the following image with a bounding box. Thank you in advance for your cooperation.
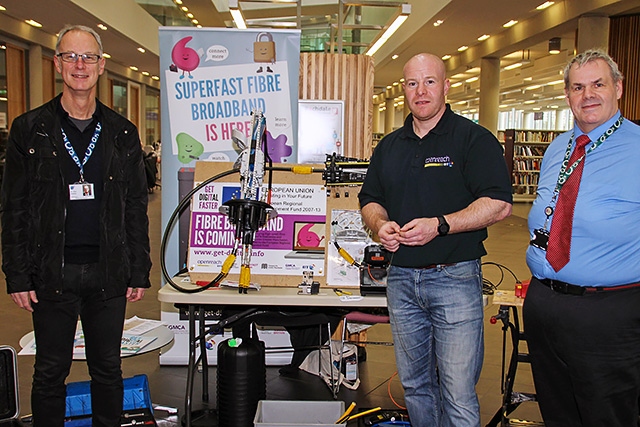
[546,134,591,272]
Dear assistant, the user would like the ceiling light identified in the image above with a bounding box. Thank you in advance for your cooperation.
[550,105,559,108]
[548,37,561,54]
[524,100,536,104]
[523,77,533,81]
[102,52,111,59]
[386,85,392,89]
[181,6,188,12]
[392,81,399,86]
[450,82,463,88]
[97,23,108,31]
[442,54,451,60]
[547,79,564,86]
[192,19,199,25]
[504,62,523,70]
[142,71,150,76]
[130,66,139,71]
[458,45,468,52]
[503,20,518,28]
[433,19,444,27]
[467,67,480,73]
[196,25,202,28]
[137,47,146,53]
[229,0,247,29]
[499,104,509,108]
[477,34,490,41]
[25,19,42,28]
[0,5,6,11]
[536,1,554,10]
[465,76,478,83]
[187,13,194,18]
[456,100,467,105]
[532,107,541,111]
[365,4,411,56]
[175,0,182,4]
[152,75,160,81]
[525,84,542,90]
[391,54,399,60]
[555,95,566,99]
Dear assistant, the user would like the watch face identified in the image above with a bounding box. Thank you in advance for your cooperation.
[438,217,449,235]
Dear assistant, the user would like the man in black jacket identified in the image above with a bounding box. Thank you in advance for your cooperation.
[1,25,151,427]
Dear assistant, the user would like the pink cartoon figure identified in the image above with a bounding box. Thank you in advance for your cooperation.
[297,223,325,248]
[171,36,200,79]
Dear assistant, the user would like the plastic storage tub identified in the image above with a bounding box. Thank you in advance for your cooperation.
[254,400,346,427]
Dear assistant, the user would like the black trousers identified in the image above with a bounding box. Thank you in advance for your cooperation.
[31,263,127,427]
[523,276,640,427]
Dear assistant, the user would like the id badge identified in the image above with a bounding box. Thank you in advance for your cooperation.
[69,183,95,200]
[530,228,549,250]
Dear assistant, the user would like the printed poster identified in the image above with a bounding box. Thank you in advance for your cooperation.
[188,182,327,276]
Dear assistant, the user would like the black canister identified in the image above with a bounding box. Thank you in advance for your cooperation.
[217,337,266,427]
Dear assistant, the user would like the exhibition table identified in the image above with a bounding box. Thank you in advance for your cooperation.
[157,283,388,427]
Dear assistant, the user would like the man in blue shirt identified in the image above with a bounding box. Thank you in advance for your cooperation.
[524,49,640,427]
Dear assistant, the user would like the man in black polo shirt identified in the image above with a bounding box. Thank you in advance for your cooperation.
[359,53,512,427]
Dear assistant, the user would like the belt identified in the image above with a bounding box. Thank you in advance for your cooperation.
[539,278,640,296]
[417,263,456,270]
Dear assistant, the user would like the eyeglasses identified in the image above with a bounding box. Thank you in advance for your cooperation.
[56,52,101,64]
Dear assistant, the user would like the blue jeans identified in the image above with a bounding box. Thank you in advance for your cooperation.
[386,260,484,427]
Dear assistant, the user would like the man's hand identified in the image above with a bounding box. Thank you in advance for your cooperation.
[397,217,439,246]
[11,291,38,312]
[126,287,146,302]
[377,220,402,252]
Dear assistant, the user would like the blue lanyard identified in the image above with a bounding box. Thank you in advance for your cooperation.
[61,122,102,182]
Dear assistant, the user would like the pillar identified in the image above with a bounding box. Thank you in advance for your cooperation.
[28,44,43,110]
[384,97,395,134]
[577,15,609,53]
[479,57,500,135]
[372,102,380,134]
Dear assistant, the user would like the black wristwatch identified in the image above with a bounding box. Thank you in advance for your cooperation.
[437,216,450,236]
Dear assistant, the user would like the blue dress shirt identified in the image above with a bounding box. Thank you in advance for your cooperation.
[527,112,640,286]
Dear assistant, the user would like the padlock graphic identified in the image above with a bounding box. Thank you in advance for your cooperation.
[254,32,276,64]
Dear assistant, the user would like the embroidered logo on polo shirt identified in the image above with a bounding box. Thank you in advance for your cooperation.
[424,155,454,168]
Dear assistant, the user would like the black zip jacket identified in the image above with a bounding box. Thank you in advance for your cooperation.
[1,94,151,299]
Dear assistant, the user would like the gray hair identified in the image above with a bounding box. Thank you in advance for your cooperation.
[55,25,103,55]
[563,49,623,89]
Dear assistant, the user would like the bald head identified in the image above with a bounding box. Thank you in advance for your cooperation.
[403,53,446,81]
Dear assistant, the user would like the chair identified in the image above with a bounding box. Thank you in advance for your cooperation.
[336,310,392,394]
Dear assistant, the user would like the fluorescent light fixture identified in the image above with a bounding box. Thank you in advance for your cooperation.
[465,76,478,83]
[536,1,554,10]
[504,62,523,70]
[137,47,146,53]
[503,20,518,28]
[229,0,247,29]
[450,81,463,88]
[456,100,467,105]
[533,107,541,111]
[458,45,468,52]
[524,100,536,104]
[550,105,559,108]
[365,4,411,56]
[477,34,490,41]
[442,54,451,60]
[525,84,542,90]
[547,79,564,86]
[499,104,509,108]
[97,23,108,31]
[25,19,42,27]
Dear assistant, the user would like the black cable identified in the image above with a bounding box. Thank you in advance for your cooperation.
[481,261,521,295]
